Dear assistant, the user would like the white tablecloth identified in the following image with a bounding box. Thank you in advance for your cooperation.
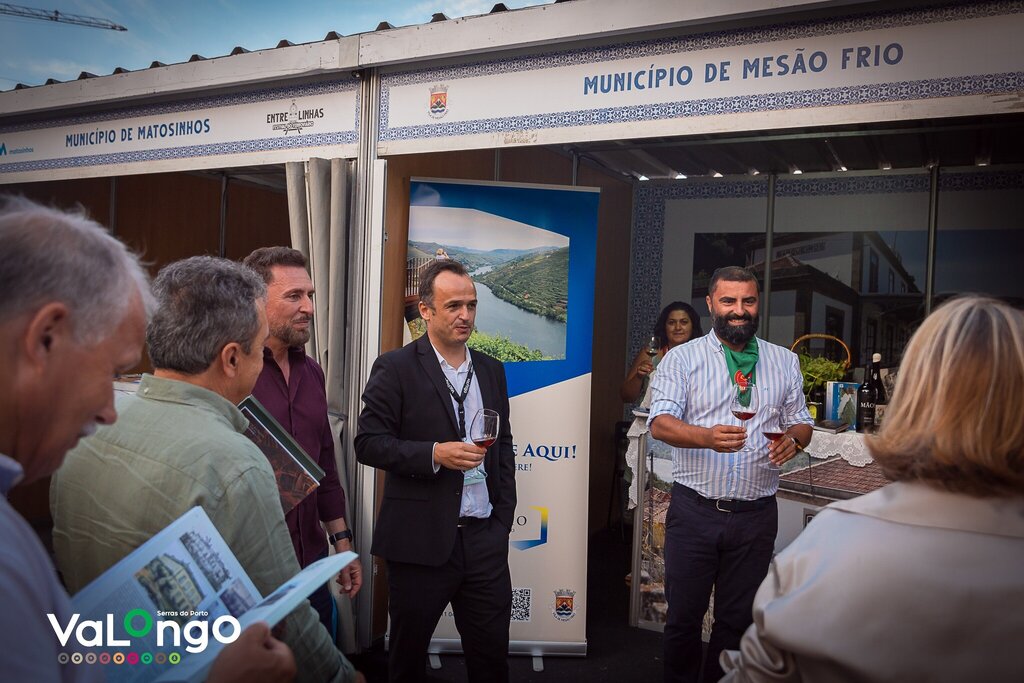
[805,430,874,467]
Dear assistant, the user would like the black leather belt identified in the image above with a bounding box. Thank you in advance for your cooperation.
[674,483,774,513]
[457,516,489,527]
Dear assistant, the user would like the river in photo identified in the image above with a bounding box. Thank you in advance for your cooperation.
[471,269,566,358]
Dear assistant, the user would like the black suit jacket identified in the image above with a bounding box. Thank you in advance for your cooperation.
[355,334,517,566]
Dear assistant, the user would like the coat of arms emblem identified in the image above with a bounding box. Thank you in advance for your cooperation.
[429,84,448,119]
[552,588,576,621]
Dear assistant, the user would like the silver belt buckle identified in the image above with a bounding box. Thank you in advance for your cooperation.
[715,499,732,513]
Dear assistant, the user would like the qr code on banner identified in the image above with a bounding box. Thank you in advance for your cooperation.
[510,588,531,622]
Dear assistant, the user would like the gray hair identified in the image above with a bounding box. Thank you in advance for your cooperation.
[0,195,154,342]
[147,256,267,374]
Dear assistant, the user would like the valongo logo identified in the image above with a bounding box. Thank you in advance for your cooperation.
[48,608,241,665]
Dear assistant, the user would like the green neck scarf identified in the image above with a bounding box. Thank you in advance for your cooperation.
[722,337,759,406]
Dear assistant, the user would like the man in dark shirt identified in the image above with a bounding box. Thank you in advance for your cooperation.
[243,247,361,640]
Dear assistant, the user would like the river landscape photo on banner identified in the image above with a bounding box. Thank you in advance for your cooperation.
[407,182,570,362]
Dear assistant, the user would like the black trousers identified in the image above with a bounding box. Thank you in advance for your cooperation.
[386,516,512,683]
[663,483,778,683]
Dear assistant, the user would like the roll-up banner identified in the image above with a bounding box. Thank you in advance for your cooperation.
[404,178,599,657]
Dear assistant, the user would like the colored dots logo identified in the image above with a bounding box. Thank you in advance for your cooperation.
[58,648,180,666]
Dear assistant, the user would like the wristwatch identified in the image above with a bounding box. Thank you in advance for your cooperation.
[328,529,352,545]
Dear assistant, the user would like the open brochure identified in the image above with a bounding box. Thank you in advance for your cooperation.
[238,395,325,515]
[69,506,356,683]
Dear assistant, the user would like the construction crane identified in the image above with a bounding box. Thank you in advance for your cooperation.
[0,3,126,31]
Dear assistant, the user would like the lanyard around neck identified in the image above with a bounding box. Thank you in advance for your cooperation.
[443,362,474,439]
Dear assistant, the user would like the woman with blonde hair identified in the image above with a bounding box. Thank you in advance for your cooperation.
[719,295,1024,682]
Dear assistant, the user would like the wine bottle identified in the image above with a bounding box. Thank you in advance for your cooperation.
[870,353,888,428]
[856,363,876,434]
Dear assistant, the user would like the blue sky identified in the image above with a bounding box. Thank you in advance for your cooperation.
[0,0,550,88]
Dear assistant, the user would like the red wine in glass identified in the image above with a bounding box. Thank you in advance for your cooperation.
[470,409,499,450]
[729,384,758,451]
[762,431,784,442]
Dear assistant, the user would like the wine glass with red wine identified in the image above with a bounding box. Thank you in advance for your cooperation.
[730,383,758,451]
[470,408,499,449]
[467,408,498,481]
[762,407,785,467]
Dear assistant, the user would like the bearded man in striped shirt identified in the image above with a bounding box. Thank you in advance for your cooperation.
[648,266,813,683]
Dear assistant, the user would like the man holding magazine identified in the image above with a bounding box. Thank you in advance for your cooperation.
[50,255,363,683]
[243,246,361,641]
[0,198,294,683]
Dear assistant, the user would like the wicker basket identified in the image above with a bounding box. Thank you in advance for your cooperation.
[790,333,852,370]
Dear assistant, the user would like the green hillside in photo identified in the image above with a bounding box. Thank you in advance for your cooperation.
[475,247,569,322]
[409,241,513,271]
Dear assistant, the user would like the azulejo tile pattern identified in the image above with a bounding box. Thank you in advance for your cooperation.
[939,168,1024,190]
[2,79,359,134]
[380,0,1023,141]
[0,132,358,174]
[383,72,1024,142]
[0,79,360,173]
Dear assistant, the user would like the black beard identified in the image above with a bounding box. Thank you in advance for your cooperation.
[713,313,759,345]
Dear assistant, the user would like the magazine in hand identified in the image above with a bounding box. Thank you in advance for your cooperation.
[69,506,356,683]
[238,395,324,514]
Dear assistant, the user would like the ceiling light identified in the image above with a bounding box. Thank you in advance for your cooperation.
[838,165,848,172]
[791,168,803,175]
[750,169,760,176]
[712,171,723,178]
[675,173,687,179]
[880,162,892,170]
[637,174,649,181]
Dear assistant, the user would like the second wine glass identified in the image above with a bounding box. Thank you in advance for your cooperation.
[730,383,759,452]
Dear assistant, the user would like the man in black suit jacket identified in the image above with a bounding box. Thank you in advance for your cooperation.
[355,259,516,683]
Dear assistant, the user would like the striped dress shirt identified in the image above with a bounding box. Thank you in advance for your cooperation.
[647,331,812,500]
